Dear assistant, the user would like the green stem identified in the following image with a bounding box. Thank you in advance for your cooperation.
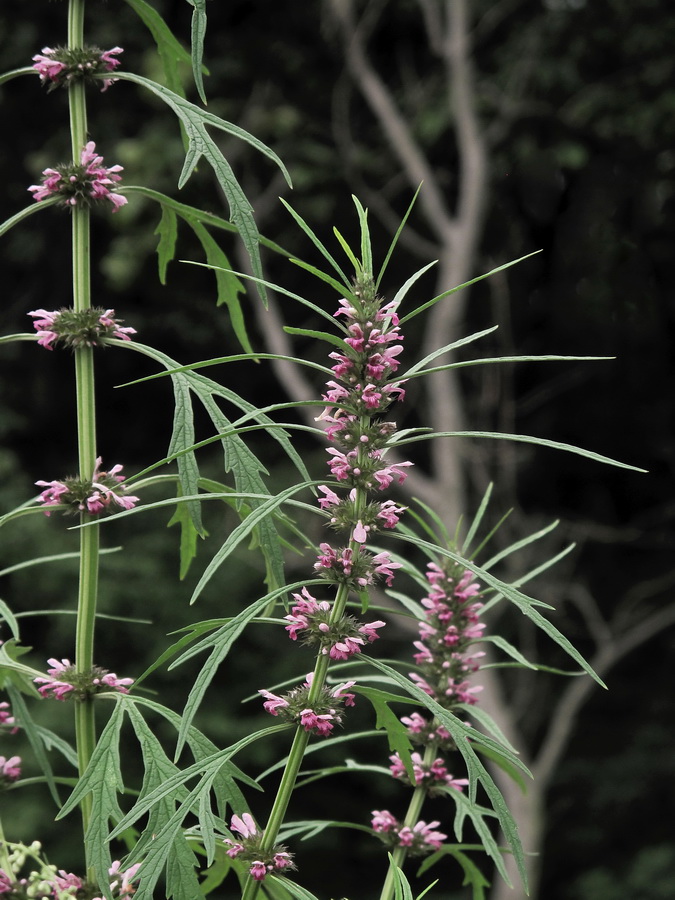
[68,0,98,878]
[0,817,13,878]
[378,742,440,900]
[241,418,373,899]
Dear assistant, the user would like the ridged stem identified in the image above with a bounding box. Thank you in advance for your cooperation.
[378,742,440,900]
[68,0,99,877]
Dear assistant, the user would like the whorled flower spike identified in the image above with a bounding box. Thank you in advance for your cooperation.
[29,141,127,212]
[371,810,447,856]
[36,457,139,517]
[223,814,295,882]
[28,307,136,351]
[34,658,134,701]
[32,45,123,92]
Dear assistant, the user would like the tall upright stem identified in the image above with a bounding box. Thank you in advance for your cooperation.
[68,0,99,875]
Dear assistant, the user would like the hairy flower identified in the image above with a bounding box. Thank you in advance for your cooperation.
[223,814,294,882]
[29,141,127,212]
[33,45,123,91]
[0,701,18,734]
[389,752,469,795]
[371,811,447,856]
[28,307,136,351]
[259,674,355,736]
[0,755,21,784]
[34,658,133,701]
[36,457,139,517]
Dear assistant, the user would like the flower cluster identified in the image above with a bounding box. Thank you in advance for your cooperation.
[284,586,386,660]
[0,701,18,734]
[223,813,295,883]
[0,755,21,787]
[29,141,127,212]
[34,658,133,701]
[371,810,447,857]
[0,845,139,900]
[0,698,21,790]
[406,562,485,723]
[28,307,136,351]
[259,673,355,737]
[36,457,139,517]
[368,561,485,854]
[388,751,469,796]
[32,45,123,91]
[261,279,412,721]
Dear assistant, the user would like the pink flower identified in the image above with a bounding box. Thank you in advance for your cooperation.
[231,812,257,839]
[249,862,269,881]
[51,872,83,894]
[0,702,18,734]
[98,309,136,341]
[372,460,414,490]
[359,620,386,642]
[0,755,21,782]
[316,484,341,509]
[35,479,70,513]
[34,658,76,700]
[32,48,68,83]
[258,689,289,716]
[371,809,398,833]
[370,551,401,586]
[92,672,134,694]
[377,499,407,528]
[352,520,369,543]
[299,708,335,735]
[29,141,127,212]
[108,861,141,897]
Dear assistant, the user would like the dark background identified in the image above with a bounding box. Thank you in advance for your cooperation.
[0,2,674,898]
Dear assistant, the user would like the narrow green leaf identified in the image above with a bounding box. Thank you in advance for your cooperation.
[0,197,60,238]
[168,373,204,535]
[461,483,494,557]
[0,599,20,639]
[442,846,491,899]
[398,430,646,473]
[376,184,423,290]
[173,587,300,756]
[7,686,63,805]
[187,219,249,352]
[363,656,528,888]
[154,205,178,284]
[352,195,372,276]
[269,877,322,900]
[123,0,191,95]
[333,226,361,274]
[289,257,356,302]
[0,66,37,87]
[282,326,349,350]
[390,260,438,312]
[115,72,291,304]
[479,635,537,669]
[401,327,498,379]
[391,531,606,686]
[167,490,202,579]
[399,253,541,325]
[280,198,349,284]
[186,0,208,104]
[187,482,309,605]
[356,685,416,781]
[165,831,202,900]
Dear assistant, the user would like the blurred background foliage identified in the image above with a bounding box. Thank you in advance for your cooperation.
[0,1,674,898]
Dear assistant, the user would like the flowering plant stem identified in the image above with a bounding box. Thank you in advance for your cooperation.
[68,0,99,875]
[241,564,356,900]
[378,741,439,900]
